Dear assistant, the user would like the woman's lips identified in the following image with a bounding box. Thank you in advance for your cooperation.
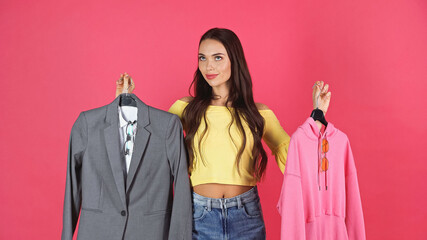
[206,74,218,80]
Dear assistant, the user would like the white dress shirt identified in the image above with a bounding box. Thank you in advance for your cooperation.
[118,106,138,174]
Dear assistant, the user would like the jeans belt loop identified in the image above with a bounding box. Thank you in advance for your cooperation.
[237,197,243,209]
[207,199,212,212]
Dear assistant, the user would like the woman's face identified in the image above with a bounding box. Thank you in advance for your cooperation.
[198,39,232,89]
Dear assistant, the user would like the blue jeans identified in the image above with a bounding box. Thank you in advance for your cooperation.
[192,186,266,240]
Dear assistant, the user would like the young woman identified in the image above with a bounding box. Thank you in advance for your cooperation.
[116,28,331,240]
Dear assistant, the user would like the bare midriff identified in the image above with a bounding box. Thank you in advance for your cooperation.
[193,183,253,199]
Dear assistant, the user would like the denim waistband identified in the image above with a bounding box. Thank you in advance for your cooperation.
[192,186,259,210]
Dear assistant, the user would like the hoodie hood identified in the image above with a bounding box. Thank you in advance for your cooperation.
[300,117,338,140]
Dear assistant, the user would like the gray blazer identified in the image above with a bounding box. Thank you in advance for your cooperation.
[62,94,192,240]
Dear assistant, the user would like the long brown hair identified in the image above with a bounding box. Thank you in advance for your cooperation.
[182,28,268,181]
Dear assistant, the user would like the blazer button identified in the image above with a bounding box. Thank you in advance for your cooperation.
[121,210,126,216]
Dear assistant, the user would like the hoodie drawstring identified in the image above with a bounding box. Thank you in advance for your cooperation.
[317,135,321,191]
[318,132,328,191]
[325,134,328,190]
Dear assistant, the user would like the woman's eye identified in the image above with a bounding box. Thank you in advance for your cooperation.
[199,56,206,61]
[215,56,222,61]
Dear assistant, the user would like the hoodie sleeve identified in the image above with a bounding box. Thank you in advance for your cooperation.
[277,134,306,240]
[61,112,87,240]
[165,115,192,240]
[345,139,366,240]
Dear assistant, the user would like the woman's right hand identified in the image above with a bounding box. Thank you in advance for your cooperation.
[115,73,135,98]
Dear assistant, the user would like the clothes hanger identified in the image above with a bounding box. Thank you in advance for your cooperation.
[119,77,137,107]
[120,93,137,107]
[310,108,328,127]
[310,83,328,127]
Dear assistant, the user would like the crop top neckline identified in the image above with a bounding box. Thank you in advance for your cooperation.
[175,99,273,112]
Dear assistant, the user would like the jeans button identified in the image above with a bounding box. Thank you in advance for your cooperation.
[121,210,126,216]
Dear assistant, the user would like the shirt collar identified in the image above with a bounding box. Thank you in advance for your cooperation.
[118,106,138,128]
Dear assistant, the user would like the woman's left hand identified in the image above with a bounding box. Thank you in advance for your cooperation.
[312,81,331,115]
[115,73,135,98]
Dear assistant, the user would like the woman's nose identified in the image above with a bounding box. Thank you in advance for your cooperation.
[206,60,214,71]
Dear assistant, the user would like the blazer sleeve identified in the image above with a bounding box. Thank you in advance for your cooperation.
[165,114,192,240]
[61,112,87,240]
[345,139,366,240]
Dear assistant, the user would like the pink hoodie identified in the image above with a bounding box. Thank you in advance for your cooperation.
[277,117,366,240]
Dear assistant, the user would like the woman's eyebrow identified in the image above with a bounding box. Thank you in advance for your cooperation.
[198,53,225,56]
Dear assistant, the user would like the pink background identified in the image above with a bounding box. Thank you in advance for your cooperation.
[1,0,426,239]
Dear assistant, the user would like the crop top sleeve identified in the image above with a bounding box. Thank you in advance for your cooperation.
[168,100,186,120]
[260,110,290,174]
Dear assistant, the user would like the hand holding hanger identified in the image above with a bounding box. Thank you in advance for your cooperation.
[116,72,136,98]
[312,81,331,115]
[311,81,332,129]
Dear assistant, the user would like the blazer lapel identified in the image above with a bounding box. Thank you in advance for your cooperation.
[126,95,151,192]
[104,96,127,207]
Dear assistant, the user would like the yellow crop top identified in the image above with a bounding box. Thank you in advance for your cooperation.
[168,100,290,187]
